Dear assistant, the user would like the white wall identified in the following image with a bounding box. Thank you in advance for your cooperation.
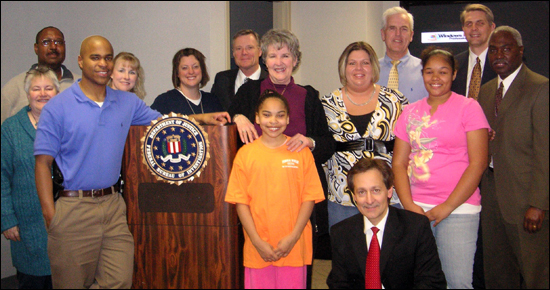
[1,1,400,279]
[0,1,229,106]
[291,1,398,97]
[0,1,229,278]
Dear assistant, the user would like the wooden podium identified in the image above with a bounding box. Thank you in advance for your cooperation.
[122,124,240,289]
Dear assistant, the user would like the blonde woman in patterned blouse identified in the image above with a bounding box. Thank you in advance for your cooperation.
[320,41,408,229]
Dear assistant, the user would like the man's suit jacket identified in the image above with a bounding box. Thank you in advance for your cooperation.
[210,68,268,111]
[477,65,549,224]
[327,207,447,289]
[451,50,497,96]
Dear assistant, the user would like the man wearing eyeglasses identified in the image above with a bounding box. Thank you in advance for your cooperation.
[1,26,80,123]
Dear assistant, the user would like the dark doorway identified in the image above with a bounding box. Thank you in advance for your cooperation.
[229,1,273,70]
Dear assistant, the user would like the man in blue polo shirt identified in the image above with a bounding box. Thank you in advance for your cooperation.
[34,35,230,289]
[34,35,157,289]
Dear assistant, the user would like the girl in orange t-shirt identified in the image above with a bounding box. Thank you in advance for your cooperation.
[225,90,325,289]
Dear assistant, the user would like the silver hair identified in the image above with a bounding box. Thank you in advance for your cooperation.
[24,65,60,95]
[260,29,302,72]
[382,6,414,31]
[493,26,523,46]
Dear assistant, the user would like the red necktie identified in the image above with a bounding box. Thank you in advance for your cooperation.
[494,82,504,117]
[365,227,381,289]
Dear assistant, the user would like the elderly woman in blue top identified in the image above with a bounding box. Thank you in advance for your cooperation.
[1,65,58,289]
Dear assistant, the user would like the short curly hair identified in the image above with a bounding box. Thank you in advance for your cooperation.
[260,29,302,72]
[24,65,60,95]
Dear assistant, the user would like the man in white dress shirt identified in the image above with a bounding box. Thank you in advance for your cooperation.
[327,158,446,289]
[211,29,268,110]
[451,4,497,99]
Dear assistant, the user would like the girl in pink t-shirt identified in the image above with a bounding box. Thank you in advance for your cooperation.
[392,47,489,288]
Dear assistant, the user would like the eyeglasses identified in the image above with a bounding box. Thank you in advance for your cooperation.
[39,39,65,46]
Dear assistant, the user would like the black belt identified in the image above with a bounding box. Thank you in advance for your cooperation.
[335,138,394,154]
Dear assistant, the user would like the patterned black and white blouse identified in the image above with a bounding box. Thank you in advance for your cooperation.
[320,86,408,206]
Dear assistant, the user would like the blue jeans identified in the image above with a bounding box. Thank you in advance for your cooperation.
[430,213,479,289]
[327,201,359,231]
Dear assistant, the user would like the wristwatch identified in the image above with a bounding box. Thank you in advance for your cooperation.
[308,137,316,151]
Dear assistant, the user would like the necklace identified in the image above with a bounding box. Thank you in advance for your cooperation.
[346,84,376,106]
[178,88,204,115]
[28,110,38,129]
[272,82,290,96]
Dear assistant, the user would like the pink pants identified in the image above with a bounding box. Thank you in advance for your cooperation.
[245,265,307,289]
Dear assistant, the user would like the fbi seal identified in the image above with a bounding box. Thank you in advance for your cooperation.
[141,113,210,185]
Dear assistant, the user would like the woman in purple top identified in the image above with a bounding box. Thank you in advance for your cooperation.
[228,29,333,163]
[228,29,333,172]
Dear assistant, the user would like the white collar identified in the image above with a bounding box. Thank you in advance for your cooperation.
[469,47,488,69]
[363,207,389,251]
[498,64,523,98]
[176,88,202,106]
[235,66,262,89]
[363,207,389,232]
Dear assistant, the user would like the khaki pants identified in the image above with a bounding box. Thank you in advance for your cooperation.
[47,193,134,289]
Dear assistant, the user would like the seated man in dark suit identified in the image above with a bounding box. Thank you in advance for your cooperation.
[211,29,268,110]
[327,158,446,289]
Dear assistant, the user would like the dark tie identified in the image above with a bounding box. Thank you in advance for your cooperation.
[468,57,481,100]
[243,77,250,84]
[365,227,381,289]
[494,82,504,117]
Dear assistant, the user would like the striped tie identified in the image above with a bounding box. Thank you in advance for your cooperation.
[387,60,400,90]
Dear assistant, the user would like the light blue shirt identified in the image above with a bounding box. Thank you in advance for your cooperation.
[377,51,428,104]
[34,81,161,190]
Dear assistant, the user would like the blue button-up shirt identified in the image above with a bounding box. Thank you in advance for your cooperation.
[377,51,428,104]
